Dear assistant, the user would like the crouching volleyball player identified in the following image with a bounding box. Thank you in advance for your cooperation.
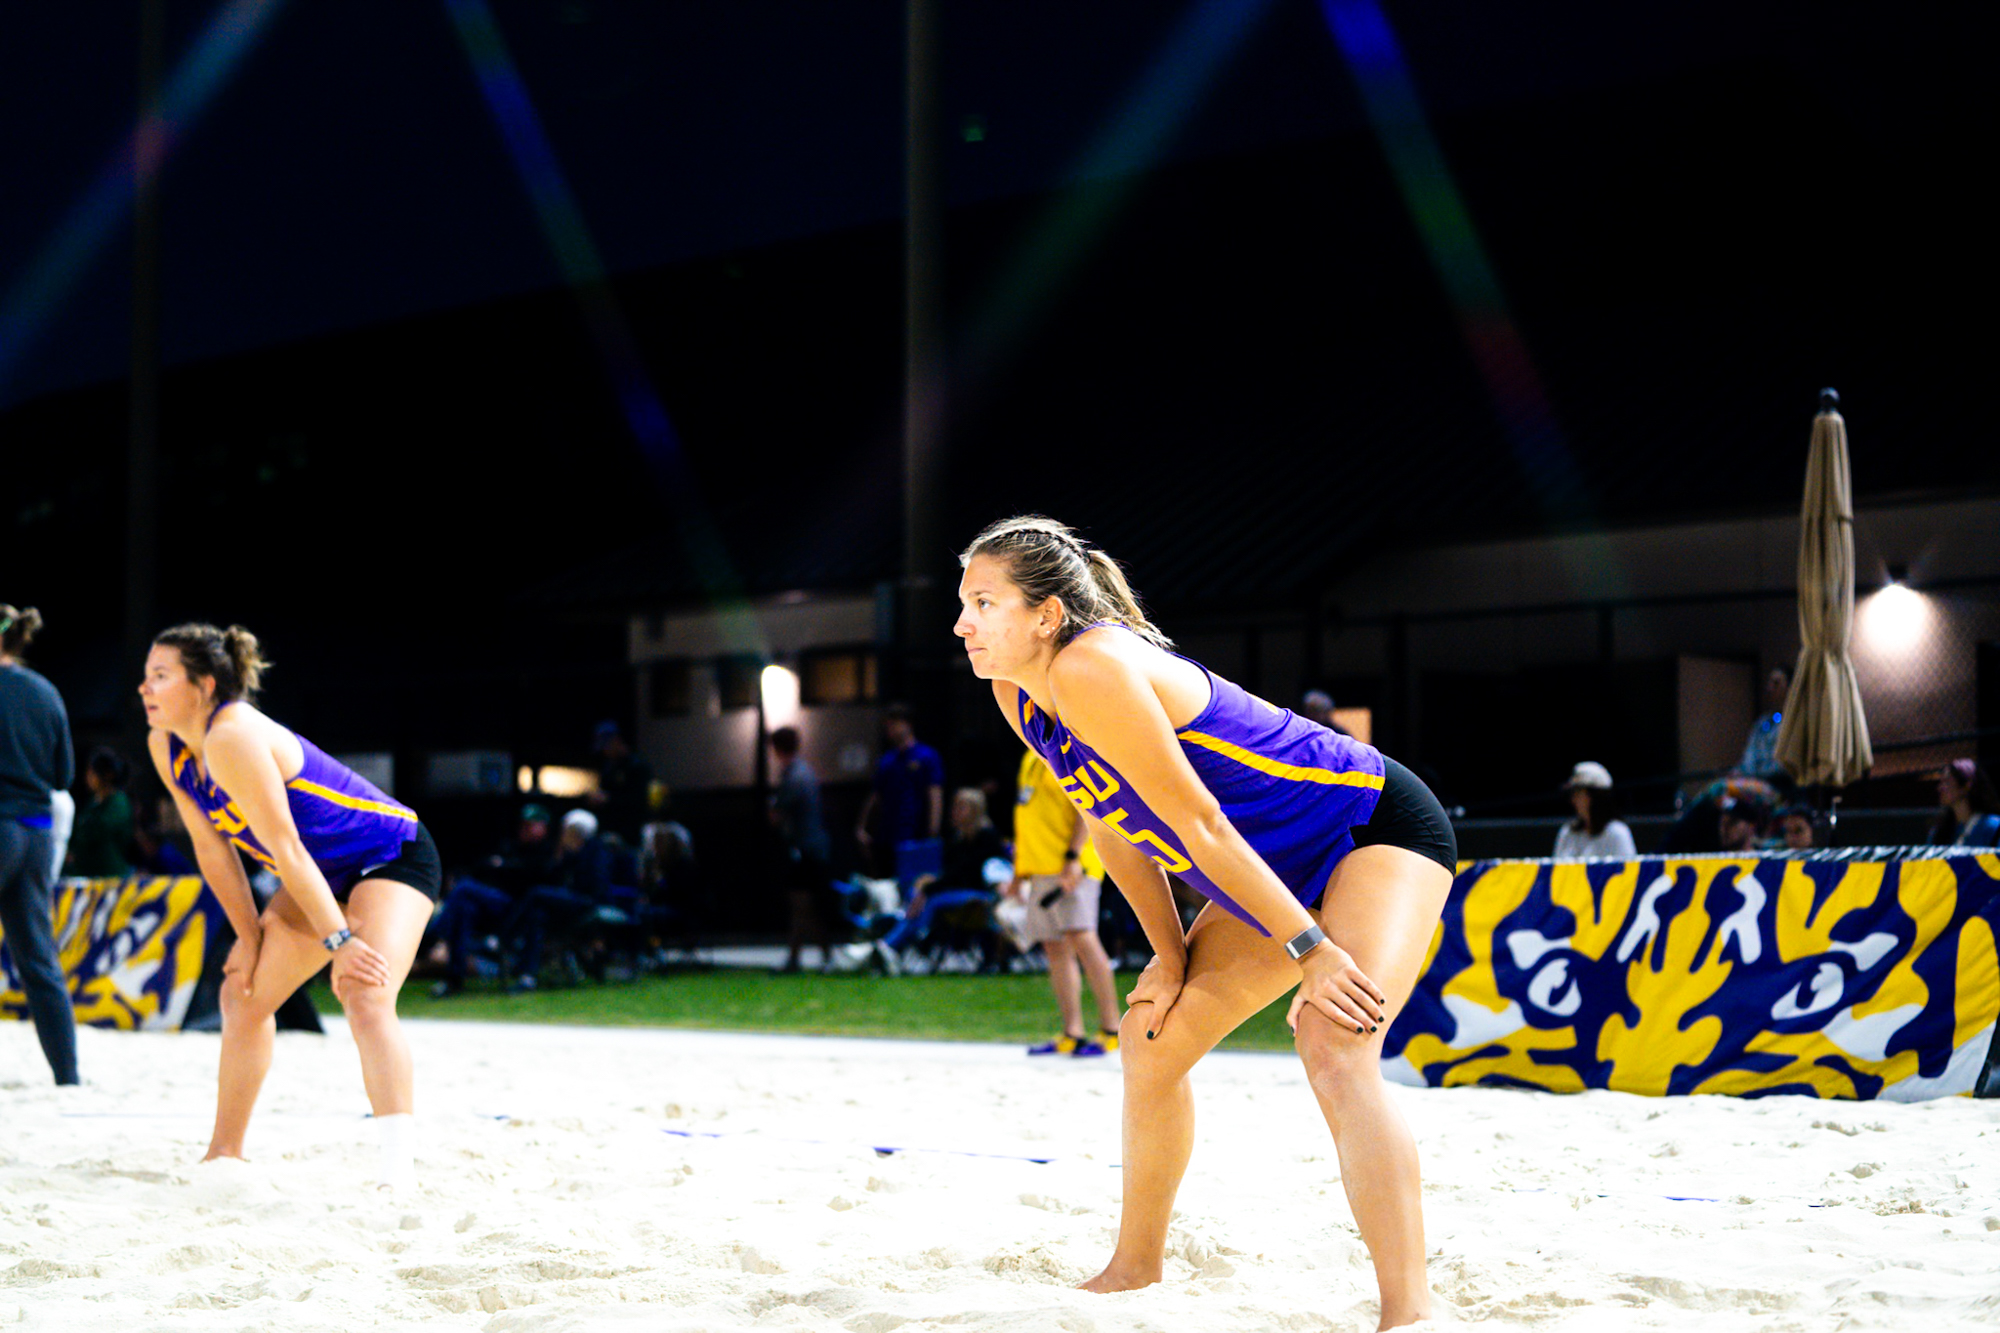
[957,517,1455,1330]
[142,623,439,1191]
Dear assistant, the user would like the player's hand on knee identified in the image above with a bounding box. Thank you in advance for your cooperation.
[1126,951,1186,1040]
[1287,942,1386,1037]
[223,930,261,998]
[329,935,391,1001]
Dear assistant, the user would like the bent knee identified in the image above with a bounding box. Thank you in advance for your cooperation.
[1295,1011,1383,1093]
[339,987,400,1031]
[1116,1008,1205,1087]
[218,980,281,1025]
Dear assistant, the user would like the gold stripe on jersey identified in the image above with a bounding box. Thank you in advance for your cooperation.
[1175,730,1386,789]
[286,778,419,822]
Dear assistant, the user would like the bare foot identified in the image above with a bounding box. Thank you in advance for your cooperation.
[1078,1260,1162,1293]
[1379,1304,1435,1330]
[201,1148,246,1163]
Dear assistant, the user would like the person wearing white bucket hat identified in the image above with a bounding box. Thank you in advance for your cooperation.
[1553,761,1637,859]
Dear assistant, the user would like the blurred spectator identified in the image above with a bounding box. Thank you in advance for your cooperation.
[1553,762,1636,859]
[640,814,696,900]
[503,808,614,991]
[1775,805,1819,850]
[635,814,702,948]
[429,802,554,997]
[882,787,1005,962]
[1738,666,1792,782]
[130,792,197,874]
[854,704,943,875]
[1009,750,1120,1056]
[1929,759,2000,848]
[588,721,653,843]
[1659,775,1780,855]
[0,602,79,1086]
[769,726,835,974]
[68,747,135,877]
[1301,689,1350,737]
[1717,790,1772,853]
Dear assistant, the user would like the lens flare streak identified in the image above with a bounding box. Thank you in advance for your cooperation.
[962,0,1276,381]
[441,0,759,647]
[1319,0,1584,517]
[0,0,290,403]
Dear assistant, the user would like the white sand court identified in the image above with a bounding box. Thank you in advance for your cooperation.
[3,1018,1996,1331]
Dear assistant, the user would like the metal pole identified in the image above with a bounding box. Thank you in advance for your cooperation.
[127,0,165,677]
[901,0,944,708]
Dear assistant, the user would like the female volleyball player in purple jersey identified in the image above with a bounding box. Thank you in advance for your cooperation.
[957,517,1456,1329]
[141,623,442,1190]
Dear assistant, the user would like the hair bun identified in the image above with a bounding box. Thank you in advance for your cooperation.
[0,604,43,651]
[221,625,269,697]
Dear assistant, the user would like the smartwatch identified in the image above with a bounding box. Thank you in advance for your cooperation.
[1283,924,1326,960]
[322,927,354,953]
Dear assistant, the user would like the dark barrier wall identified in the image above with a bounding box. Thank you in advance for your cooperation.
[1385,849,2000,1100]
[1,876,222,1030]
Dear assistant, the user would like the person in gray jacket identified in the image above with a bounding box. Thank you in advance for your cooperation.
[0,604,78,1085]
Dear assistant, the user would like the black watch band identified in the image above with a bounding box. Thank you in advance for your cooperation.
[1283,923,1326,960]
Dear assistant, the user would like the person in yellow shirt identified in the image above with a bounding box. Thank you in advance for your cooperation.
[1010,750,1122,1056]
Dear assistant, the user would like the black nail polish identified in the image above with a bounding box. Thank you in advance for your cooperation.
[1146,1030,1155,1040]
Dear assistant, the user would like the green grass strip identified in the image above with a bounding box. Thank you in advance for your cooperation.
[312,970,1302,1052]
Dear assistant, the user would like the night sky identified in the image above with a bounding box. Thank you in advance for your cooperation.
[3,1,1989,757]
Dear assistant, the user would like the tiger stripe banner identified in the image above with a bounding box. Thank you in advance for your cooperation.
[1384,849,2000,1100]
[1,876,222,1031]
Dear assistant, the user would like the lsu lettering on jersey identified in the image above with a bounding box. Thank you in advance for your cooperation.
[168,705,418,891]
[1014,749,1106,879]
[1017,626,1384,934]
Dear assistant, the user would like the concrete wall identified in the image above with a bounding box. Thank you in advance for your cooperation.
[1313,496,2000,772]
[629,592,886,793]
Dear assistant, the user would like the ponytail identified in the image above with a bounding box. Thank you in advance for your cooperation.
[153,622,271,703]
[960,515,1172,650]
[0,604,43,656]
[1081,548,1169,646]
[221,625,268,699]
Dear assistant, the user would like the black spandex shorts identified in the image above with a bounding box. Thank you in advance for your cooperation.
[1350,757,1458,873]
[341,823,443,903]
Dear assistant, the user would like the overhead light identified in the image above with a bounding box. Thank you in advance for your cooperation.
[761,664,801,729]
[536,766,600,798]
[1858,582,1931,657]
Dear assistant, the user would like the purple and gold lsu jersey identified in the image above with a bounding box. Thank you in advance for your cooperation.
[1017,626,1384,934]
[167,705,418,892]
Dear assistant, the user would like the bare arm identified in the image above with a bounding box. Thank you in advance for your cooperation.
[1080,806,1182,964]
[1052,639,1388,1035]
[1050,639,1318,945]
[147,730,260,940]
[200,719,348,941]
[854,791,877,846]
[926,784,944,841]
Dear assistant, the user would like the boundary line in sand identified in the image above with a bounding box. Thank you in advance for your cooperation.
[657,1127,1836,1206]
[48,1115,1837,1207]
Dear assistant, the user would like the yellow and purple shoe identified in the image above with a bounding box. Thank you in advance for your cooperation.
[1096,1028,1120,1053]
[1028,1033,1086,1056]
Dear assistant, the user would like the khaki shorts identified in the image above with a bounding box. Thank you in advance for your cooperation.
[1020,873,1102,943]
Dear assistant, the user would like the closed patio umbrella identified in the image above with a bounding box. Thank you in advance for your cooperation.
[1775,389,1873,787]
